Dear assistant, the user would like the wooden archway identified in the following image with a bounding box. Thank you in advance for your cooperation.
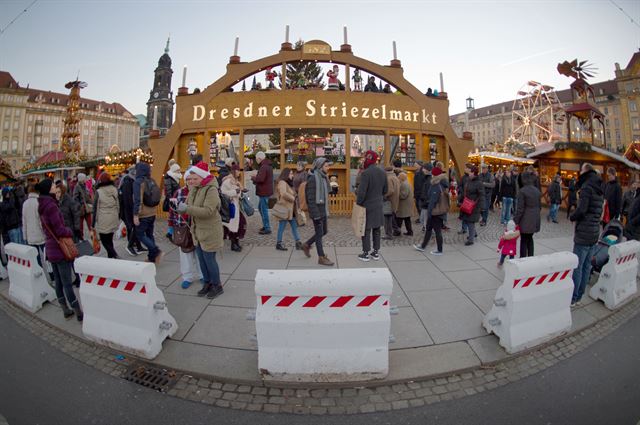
[149,40,473,184]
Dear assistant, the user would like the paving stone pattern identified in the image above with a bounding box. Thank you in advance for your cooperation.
[1,291,638,415]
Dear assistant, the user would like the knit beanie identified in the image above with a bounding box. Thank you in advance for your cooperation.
[507,220,516,232]
[432,167,443,177]
[363,150,378,169]
[77,173,87,182]
[256,151,266,163]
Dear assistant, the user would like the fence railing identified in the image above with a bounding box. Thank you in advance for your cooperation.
[329,194,356,216]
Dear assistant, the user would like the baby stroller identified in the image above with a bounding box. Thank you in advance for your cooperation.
[591,219,624,274]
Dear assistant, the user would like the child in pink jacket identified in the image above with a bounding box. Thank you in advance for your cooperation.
[497,220,520,267]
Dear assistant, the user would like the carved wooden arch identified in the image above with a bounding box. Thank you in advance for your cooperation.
[149,40,472,184]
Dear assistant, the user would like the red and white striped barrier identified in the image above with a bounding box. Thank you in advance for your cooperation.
[590,240,640,310]
[483,251,578,354]
[75,256,177,359]
[6,243,55,313]
[255,268,393,382]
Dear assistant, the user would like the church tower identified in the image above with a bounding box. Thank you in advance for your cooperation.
[146,38,174,134]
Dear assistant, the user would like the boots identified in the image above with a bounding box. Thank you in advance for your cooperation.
[318,256,334,266]
[301,243,311,258]
[295,241,303,250]
[231,240,242,252]
[60,300,74,319]
[275,242,288,251]
[72,303,83,322]
[198,283,212,297]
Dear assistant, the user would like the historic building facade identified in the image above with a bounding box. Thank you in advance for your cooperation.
[0,71,139,170]
[450,52,640,154]
[145,38,174,136]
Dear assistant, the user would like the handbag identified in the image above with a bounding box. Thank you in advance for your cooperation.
[91,229,101,254]
[382,200,392,215]
[271,202,289,220]
[351,203,366,238]
[43,222,78,262]
[460,196,477,215]
[240,193,255,216]
[172,224,195,253]
[602,200,610,224]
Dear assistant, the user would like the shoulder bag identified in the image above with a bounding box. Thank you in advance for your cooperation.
[42,221,78,262]
[173,223,195,253]
[431,187,450,216]
[460,196,477,215]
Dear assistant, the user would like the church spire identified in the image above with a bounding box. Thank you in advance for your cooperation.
[164,37,170,54]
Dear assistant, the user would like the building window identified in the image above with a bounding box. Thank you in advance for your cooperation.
[11,140,17,154]
[630,101,638,112]
[13,121,19,130]
[2,120,8,130]
[604,107,609,114]
[626,82,633,93]
[632,117,640,131]
[1,140,7,154]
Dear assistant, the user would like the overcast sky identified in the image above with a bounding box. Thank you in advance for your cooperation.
[1,0,638,116]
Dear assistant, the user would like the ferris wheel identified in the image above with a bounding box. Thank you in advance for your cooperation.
[508,81,564,150]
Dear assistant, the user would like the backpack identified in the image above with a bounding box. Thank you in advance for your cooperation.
[142,177,162,207]
[298,181,308,212]
[218,188,231,223]
[431,186,450,216]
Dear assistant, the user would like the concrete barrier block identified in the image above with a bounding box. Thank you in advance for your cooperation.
[255,268,392,382]
[75,256,177,359]
[589,240,640,310]
[483,251,578,354]
[6,243,55,313]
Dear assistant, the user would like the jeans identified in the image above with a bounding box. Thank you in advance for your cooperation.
[125,220,142,250]
[466,221,476,243]
[99,232,118,258]
[195,245,221,286]
[8,227,24,244]
[258,196,271,231]
[362,227,381,253]
[421,215,443,252]
[481,193,491,223]
[277,219,300,243]
[180,249,202,282]
[548,203,560,222]
[305,216,328,257]
[460,220,468,233]
[572,243,597,303]
[51,260,78,307]
[520,233,534,258]
[499,253,514,265]
[135,216,159,261]
[501,197,513,224]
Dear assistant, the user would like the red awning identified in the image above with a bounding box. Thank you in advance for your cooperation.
[34,151,66,166]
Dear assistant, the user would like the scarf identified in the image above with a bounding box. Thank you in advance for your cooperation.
[312,158,329,216]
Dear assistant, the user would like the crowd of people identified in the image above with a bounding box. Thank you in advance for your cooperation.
[2,151,639,318]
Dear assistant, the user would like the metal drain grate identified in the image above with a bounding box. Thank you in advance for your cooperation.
[123,363,180,392]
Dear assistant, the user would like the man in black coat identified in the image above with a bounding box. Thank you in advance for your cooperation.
[546,174,562,223]
[418,163,432,228]
[514,172,541,257]
[118,166,145,256]
[602,167,622,222]
[413,162,425,224]
[356,151,388,262]
[569,163,604,306]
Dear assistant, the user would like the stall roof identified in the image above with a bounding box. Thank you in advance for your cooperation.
[469,151,536,164]
[528,143,640,171]
[20,166,84,177]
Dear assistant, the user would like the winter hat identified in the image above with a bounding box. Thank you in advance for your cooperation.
[167,163,182,181]
[98,172,112,184]
[363,150,378,169]
[432,167,443,177]
[77,173,87,182]
[186,161,210,179]
[423,162,433,172]
[36,179,53,195]
[313,157,328,170]
[256,151,266,163]
[507,220,516,233]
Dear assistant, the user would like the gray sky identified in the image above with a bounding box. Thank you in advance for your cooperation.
[1,0,639,116]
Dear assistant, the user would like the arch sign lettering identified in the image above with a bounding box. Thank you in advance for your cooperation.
[149,39,473,186]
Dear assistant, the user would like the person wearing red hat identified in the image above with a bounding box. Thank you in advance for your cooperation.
[356,150,387,261]
[177,162,225,299]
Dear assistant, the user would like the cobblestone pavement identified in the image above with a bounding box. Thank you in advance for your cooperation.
[1,288,638,415]
[156,206,574,248]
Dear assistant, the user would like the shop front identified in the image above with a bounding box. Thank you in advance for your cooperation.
[149,39,472,214]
